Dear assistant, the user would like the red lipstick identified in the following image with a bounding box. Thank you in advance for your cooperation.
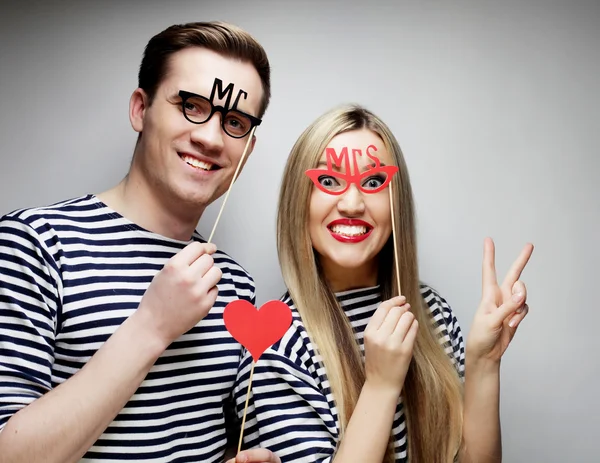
[327,218,373,243]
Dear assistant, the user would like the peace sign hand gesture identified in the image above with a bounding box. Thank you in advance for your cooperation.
[467,238,534,363]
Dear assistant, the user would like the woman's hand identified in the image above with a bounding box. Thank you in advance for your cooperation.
[364,295,418,394]
[467,237,534,363]
[226,449,281,463]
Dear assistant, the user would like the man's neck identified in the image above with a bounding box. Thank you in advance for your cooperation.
[98,170,204,242]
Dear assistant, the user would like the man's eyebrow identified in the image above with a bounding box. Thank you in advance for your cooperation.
[173,90,199,102]
[180,89,207,98]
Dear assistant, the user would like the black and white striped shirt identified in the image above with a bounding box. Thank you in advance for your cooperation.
[0,194,254,462]
[234,285,465,463]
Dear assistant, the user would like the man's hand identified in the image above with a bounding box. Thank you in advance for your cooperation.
[133,241,222,348]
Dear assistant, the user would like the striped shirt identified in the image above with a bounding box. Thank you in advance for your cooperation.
[0,194,255,462]
[234,285,465,463]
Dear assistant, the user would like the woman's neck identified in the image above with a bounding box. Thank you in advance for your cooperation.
[321,259,379,293]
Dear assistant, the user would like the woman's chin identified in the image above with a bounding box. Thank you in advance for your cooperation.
[320,254,378,279]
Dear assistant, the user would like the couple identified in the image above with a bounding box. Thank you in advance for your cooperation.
[0,21,532,463]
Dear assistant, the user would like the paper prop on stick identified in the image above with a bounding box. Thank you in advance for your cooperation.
[224,299,293,453]
[306,144,403,294]
[196,76,277,451]
[178,77,262,243]
[207,125,255,243]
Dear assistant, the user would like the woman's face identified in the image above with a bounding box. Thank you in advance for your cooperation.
[308,129,395,286]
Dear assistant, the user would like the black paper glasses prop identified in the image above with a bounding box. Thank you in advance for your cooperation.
[178,90,262,139]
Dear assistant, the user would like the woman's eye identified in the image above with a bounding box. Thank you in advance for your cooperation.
[318,175,339,189]
[362,175,385,189]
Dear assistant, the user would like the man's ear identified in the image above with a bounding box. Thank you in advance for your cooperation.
[237,134,257,172]
[129,88,149,133]
[248,134,257,155]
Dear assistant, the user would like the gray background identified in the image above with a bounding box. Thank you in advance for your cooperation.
[0,0,598,461]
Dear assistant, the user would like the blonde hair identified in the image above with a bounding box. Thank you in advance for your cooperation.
[277,105,463,462]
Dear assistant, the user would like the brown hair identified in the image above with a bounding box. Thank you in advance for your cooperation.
[138,21,271,117]
[277,104,463,462]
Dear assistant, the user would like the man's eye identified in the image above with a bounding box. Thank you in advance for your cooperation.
[183,98,210,116]
[184,102,205,115]
[227,118,245,129]
[224,113,251,135]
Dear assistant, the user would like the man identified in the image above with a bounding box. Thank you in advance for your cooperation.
[0,21,278,463]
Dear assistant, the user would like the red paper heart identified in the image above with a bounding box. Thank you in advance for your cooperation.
[224,299,292,362]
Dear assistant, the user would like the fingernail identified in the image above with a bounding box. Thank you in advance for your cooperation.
[512,292,523,302]
[509,318,517,328]
[516,306,524,314]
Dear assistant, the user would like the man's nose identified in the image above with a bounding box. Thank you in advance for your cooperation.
[190,113,225,153]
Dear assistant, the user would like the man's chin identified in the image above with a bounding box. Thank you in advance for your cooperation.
[173,175,235,215]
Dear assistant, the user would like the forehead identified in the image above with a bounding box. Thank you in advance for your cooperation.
[160,47,263,115]
[321,129,392,164]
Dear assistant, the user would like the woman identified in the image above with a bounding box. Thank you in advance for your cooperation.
[233,105,533,463]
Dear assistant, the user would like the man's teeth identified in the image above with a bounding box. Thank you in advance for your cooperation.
[181,154,213,171]
[330,225,368,236]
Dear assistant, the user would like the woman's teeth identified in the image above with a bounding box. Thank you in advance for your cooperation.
[181,154,213,171]
[330,225,368,236]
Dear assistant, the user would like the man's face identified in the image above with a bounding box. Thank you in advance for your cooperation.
[131,47,263,214]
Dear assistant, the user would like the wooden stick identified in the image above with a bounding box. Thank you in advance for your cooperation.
[237,361,256,453]
[208,126,257,244]
[389,182,402,295]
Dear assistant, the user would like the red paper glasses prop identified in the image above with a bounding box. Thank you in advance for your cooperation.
[305,145,399,195]
[224,299,293,454]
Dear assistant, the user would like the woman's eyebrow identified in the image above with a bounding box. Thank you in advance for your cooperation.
[316,161,387,172]
[316,161,343,171]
